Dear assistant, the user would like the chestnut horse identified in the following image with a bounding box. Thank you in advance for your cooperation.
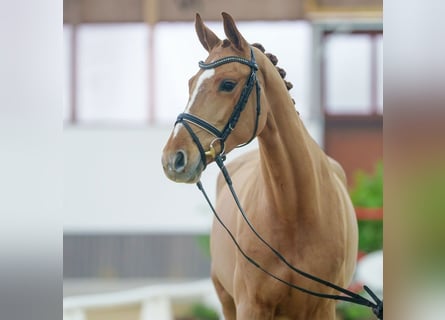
[162,13,358,320]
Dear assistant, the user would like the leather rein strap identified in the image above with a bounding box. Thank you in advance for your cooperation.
[197,157,383,319]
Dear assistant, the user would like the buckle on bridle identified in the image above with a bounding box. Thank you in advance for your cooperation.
[205,137,225,160]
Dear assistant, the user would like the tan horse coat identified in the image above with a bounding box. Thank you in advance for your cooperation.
[162,13,358,320]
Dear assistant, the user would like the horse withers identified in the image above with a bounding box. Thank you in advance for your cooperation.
[161,12,358,320]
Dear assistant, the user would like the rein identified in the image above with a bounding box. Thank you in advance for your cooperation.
[175,47,383,319]
[197,157,383,319]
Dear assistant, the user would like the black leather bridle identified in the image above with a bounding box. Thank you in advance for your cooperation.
[175,47,261,169]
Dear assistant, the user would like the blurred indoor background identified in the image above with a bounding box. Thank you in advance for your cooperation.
[63,1,382,319]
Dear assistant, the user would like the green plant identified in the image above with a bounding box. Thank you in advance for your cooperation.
[350,161,383,253]
[350,161,383,208]
[356,219,382,253]
[196,234,211,257]
[190,303,219,320]
[336,300,374,320]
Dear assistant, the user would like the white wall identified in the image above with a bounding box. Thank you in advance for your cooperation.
[63,126,258,234]
[63,121,324,234]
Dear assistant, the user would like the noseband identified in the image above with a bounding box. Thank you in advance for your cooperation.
[175,47,261,169]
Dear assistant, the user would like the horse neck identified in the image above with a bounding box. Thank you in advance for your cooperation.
[257,68,329,220]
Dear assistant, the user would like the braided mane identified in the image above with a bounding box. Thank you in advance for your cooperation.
[251,43,295,105]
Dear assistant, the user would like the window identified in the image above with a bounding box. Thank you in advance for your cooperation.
[154,22,209,124]
[64,25,72,123]
[376,34,383,113]
[323,31,383,115]
[64,24,149,125]
[64,21,312,126]
[155,21,312,124]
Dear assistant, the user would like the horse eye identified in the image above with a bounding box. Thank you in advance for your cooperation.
[219,80,237,92]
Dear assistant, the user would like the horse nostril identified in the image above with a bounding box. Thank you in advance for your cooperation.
[173,150,187,172]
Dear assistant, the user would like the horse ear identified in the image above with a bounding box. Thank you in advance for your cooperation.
[222,12,248,52]
[195,13,221,52]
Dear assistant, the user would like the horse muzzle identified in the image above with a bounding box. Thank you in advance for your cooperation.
[161,148,204,183]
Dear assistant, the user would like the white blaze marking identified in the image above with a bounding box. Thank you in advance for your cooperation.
[172,122,182,138]
[173,68,215,138]
[186,68,215,112]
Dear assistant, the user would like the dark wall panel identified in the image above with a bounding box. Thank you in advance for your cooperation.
[64,233,211,279]
[324,115,383,187]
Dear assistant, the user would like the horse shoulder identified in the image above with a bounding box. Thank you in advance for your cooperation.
[326,156,358,286]
[327,156,347,186]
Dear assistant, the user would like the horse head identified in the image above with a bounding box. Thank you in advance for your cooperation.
[162,12,268,183]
